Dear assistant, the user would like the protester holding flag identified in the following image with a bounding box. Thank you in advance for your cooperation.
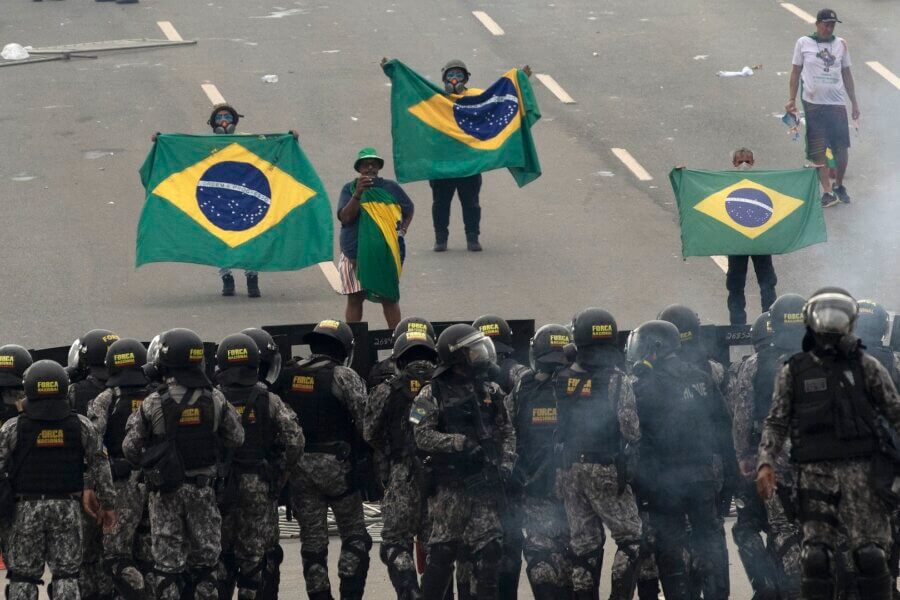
[337,148,414,330]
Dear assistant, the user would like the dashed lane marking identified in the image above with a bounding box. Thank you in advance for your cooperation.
[472,11,505,36]
[535,74,576,104]
[711,256,729,273]
[318,261,342,294]
[866,61,900,90]
[201,83,227,106]
[780,3,816,24]
[156,21,183,42]
[610,148,653,181]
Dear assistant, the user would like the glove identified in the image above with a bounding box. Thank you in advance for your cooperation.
[462,440,485,467]
[756,465,776,501]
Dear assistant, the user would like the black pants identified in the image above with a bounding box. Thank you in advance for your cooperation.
[726,255,777,325]
[430,175,482,240]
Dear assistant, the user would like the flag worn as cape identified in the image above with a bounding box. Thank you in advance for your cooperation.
[354,182,402,302]
[383,59,542,187]
[669,168,826,256]
[137,133,332,271]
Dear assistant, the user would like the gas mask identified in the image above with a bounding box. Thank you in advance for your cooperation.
[736,162,752,171]
[443,68,468,95]
[213,113,236,134]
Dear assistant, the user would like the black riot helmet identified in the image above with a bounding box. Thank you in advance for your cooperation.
[571,308,618,348]
[529,324,572,372]
[68,329,120,378]
[241,328,283,385]
[434,323,497,378]
[472,315,514,356]
[625,320,681,366]
[0,345,33,389]
[657,304,701,347]
[154,328,211,388]
[769,293,807,349]
[303,319,355,365]
[803,287,858,337]
[750,312,773,351]
[392,317,436,345]
[215,333,261,387]
[23,360,71,420]
[855,299,891,346]
[105,339,149,388]
[393,332,438,370]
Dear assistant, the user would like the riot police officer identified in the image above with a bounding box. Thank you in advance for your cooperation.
[757,288,900,600]
[627,320,737,600]
[855,299,900,388]
[553,308,642,600]
[365,331,438,600]
[657,304,726,392]
[472,315,529,395]
[731,294,807,599]
[0,345,32,427]
[87,338,153,600]
[412,323,516,599]
[68,329,120,415]
[214,333,303,600]
[275,319,371,600]
[122,328,245,600]
[509,324,573,600]
[367,317,436,390]
[241,328,284,390]
[0,360,116,600]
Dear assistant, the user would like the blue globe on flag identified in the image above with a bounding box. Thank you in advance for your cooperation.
[197,161,271,231]
[453,78,519,141]
[725,187,773,228]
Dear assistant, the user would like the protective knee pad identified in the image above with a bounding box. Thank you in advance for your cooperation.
[300,548,328,579]
[854,543,892,600]
[523,549,556,587]
[49,571,78,600]
[188,565,218,600]
[799,544,833,600]
[105,559,146,600]
[236,561,265,591]
[6,571,44,600]
[380,542,416,590]
[338,533,373,598]
[570,548,603,588]
[152,570,184,600]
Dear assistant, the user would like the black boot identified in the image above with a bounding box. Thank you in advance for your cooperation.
[246,273,261,298]
[221,273,235,296]
[433,234,448,252]
[466,235,482,252]
[637,578,660,600]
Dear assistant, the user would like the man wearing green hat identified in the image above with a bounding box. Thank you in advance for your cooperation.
[337,148,415,329]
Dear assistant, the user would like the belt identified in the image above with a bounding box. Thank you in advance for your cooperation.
[16,492,80,501]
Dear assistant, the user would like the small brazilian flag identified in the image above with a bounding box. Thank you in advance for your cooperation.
[670,168,826,256]
[383,59,542,187]
[136,133,333,271]
[354,183,402,302]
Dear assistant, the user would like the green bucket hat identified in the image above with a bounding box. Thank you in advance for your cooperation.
[354,147,384,172]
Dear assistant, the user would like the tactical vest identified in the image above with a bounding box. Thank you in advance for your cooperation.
[789,352,877,463]
[434,379,500,458]
[281,357,354,452]
[752,345,789,440]
[385,365,431,461]
[514,373,558,479]
[71,376,106,416]
[153,388,218,471]
[554,365,621,461]
[368,358,396,390]
[105,386,149,459]
[866,345,899,387]
[226,384,274,467]
[13,413,85,495]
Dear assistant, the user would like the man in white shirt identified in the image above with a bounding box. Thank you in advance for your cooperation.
[786,8,860,208]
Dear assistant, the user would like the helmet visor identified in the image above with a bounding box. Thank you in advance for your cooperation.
[264,353,282,384]
[146,335,162,367]
[450,331,496,368]
[807,294,857,335]
[67,339,81,370]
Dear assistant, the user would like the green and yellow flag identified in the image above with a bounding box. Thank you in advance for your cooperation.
[383,59,542,187]
[354,183,402,302]
[669,168,826,256]
[136,134,332,271]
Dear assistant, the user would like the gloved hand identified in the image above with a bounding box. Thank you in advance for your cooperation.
[756,465,777,501]
[462,440,485,467]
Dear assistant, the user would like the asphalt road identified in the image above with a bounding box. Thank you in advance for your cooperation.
[2,0,899,596]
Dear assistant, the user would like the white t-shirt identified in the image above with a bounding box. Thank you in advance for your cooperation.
[792,35,852,105]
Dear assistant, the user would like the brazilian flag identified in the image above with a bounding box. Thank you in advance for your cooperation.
[136,134,332,271]
[354,183,402,302]
[383,59,542,187]
[670,168,826,256]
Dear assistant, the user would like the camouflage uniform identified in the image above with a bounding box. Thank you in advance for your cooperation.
[279,361,371,600]
[364,376,428,597]
[759,349,900,599]
[0,412,116,600]
[555,364,642,599]
[0,388,24,554]
[413,377,516,599]
[732,352,802,598]
[122,380,244,600]
[218,385,303,600]
[88,387,152,600]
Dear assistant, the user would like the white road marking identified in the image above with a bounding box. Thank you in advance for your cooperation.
[711,256,729,273]
[318,261,343,294]
[156,21,183,42]
[780,3,816,24]
[472,11,505,36]
[535,74,576,104]
[610,148,653,181]
[201,83,226,105]
[866,61,900,90]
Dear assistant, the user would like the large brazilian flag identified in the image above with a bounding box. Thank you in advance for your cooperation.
[669,168,826,256]
[383,59,542,187]
[136,134,332,271]
[353,183,403,302]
